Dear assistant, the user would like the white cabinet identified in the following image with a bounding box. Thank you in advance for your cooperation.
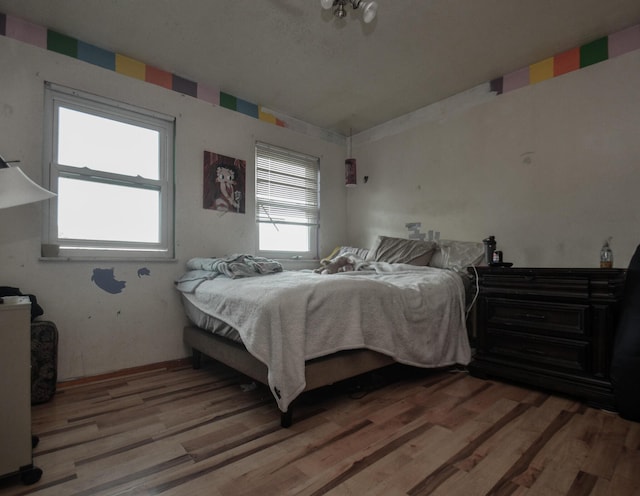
[0,300,42,484]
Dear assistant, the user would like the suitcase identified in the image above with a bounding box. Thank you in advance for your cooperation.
[30,320,58,404]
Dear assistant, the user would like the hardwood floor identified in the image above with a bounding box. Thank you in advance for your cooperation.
[2,360,639,496]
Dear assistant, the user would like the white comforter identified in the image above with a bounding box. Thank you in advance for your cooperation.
[178,263,471,412]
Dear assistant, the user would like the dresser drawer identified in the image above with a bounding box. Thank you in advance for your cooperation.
[480,274,589,298]
[485,330,589,373]
[485,298,589,337]
[469,267,625,409]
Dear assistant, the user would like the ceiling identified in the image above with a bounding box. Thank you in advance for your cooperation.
[2,0,640,136]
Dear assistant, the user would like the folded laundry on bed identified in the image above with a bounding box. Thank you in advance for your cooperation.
[176,254,284,293]
[187,254,283,278]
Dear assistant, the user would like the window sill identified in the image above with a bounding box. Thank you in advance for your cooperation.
[39,256,178,263]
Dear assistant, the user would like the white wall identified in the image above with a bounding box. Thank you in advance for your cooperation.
[3,33,639,381]
[348,49,640,269]
[0,36,347,380]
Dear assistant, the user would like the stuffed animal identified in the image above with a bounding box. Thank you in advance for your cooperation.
[314,255,355,274]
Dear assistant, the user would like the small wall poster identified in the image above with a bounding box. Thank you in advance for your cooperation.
[203,150,246,214]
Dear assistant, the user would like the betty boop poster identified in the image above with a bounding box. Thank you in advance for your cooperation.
[203,150,246,214]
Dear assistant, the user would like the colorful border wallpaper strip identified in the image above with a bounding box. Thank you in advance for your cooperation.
[0,12,280,123]
[1,11,640,138]
[0,11,349,144]
[491,24,640,94]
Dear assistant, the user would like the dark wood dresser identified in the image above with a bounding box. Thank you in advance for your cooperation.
[468,267,626,409]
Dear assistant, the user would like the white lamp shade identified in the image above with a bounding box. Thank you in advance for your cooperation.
[0,166,56,209]
[320,0,334,10]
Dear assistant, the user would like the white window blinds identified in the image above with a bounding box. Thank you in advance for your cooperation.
[255,141,319,227]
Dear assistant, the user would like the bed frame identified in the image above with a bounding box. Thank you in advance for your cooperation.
[184,325,395,427]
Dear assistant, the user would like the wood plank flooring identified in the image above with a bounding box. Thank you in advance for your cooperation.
[1,360,639,495]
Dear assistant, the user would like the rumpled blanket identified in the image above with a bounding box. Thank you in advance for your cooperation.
[176,254,283,292]
[177,262,470,413]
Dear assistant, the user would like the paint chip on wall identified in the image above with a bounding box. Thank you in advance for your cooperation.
[91,268,126,294]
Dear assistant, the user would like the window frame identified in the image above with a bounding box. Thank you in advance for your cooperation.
[255,141,320,260]
[42,82,175,260]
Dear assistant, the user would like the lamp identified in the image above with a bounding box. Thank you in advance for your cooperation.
[345,158,357,187]
[0,155,56,209]
[321,0,379,24]
[345,129,357,187]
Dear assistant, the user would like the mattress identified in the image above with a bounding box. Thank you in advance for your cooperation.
[182,294,242,342]
[177,264,472,412]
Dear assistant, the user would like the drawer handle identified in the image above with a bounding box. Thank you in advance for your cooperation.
[517,313,546,321]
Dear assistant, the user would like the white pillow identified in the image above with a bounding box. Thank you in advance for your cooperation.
[337,245,370,259]
[429,240,485,271]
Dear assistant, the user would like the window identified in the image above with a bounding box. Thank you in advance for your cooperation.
[255,141,319,259]
[43,83,175,259]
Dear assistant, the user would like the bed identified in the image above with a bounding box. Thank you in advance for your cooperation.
[175,236,484,426]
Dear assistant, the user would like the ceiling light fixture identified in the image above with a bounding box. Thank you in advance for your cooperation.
[321,0,379,24]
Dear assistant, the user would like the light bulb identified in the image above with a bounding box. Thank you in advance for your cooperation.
[320,0,335,10]
[362,1,378,23]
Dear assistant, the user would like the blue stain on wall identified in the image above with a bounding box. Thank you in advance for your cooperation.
[137,267,151,278]
[91,268,126,294]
